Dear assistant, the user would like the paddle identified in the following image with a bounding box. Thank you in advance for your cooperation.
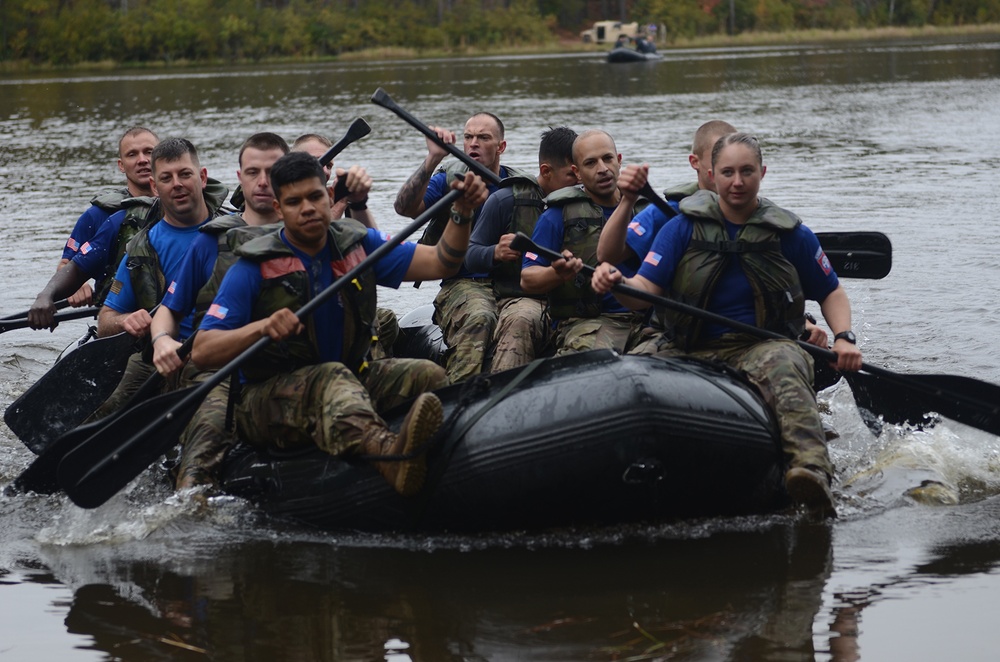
[4,330,140,454]
[319,117,371,166]
[10,334,197,495]
[370,87,503,187]
[511,232,1000,437]
[815,231,891,280]
[0,306,101,334]
[1,298,70,321]
[57,188,466,509]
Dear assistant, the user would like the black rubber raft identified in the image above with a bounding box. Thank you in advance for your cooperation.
[218,340,787,533]
[606,47,663,63]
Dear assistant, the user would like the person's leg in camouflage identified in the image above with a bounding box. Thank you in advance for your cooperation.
[88,352,156,421]
[362,358,448,414]
[490,297,548,373]
[371,307,399,361]
[174,364,236,491]
[553,313,645,356]
[432,279,498,383]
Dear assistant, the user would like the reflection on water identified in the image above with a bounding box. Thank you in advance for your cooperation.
[2,34,1000,660]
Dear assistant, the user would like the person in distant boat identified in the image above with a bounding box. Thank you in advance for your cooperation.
[465,126,579,373]
[393,112,532,383]
[520,129,648,356]
[635,36,656,54]
[591,132,862,518]
[29,127,162,327]
[192,151,489,496]
[598,120,829,351]
[147,132,289,491]
[614,34,629,49]
[292,132,398,358]
[88,138,229,419]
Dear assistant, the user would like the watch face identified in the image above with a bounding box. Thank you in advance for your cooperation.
[837,331,857,344]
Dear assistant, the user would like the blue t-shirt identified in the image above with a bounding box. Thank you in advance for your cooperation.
[522,199,637,315]
[199,228,417,377]
[72,208,128,281]
[63,204,113,261]
[161,229,222,317]
[424,164,512,279]
[637,214,840,339]
[103,219,211,339]
[624,202,678,265]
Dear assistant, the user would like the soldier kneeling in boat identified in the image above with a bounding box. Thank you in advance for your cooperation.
[192,152,488,495]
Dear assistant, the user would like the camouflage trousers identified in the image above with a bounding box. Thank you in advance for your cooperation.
[553,312,647,357]
[433,278,498,383]
[89,350,184,420]
[372,306,399,360]
[646,332,833,478]
[174,368,238,490]
[490,297,549,373]
[234,358,447,456]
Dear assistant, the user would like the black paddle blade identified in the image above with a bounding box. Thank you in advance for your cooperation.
[816,231,892,280]
[58,386,199,509]
[4,331,138,454]
[846,370,1000,436]
[319,117,372,166]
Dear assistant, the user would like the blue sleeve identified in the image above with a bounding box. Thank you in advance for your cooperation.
[466,188,514,274]
[624,204,674,263]
[522,207,564,269]
[636,216,694,288]
[782,225,840,302]
[72,209,125,278]
[63,205,109,260]
[197,259,262,332]
[363,229,418,289]
[162,232,219,315]
[422,171,450,209]
[102,253,138,314]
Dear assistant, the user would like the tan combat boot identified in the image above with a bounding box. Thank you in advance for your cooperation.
[360,392,443,496]
[785,466,837,519]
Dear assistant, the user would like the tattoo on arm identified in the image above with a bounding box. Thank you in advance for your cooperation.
[436,237,467,270]
[395,163,433,215]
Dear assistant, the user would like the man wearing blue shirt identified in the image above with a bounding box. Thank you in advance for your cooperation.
[193,152,488,497]
[520,129,647,356]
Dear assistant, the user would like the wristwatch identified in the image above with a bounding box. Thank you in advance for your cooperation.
[834,330,857,344]
[450,208,473,225]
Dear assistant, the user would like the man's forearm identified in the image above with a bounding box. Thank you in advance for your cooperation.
[394,155,441,217]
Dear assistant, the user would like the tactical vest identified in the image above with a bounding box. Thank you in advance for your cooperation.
[191,215,281,330]
[90,187,130,213]
[545,187,648,320]
[492,174,545,299]
[237,221,378,382]
[417,161,533,246]
[120,179,230,312]
[665,190,806,350]
[92,195,158,304]
[663,181,699,204]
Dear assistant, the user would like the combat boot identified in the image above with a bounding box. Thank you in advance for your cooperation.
[785,466,837,519]
[360,392,443,496]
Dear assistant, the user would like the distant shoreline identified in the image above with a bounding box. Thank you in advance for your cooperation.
[3,23,998,73]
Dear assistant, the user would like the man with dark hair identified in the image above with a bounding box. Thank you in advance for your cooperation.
[394,112,532,382]
[193,151,488,496]
[465,126,579,372]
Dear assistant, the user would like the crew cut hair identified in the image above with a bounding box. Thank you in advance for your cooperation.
[269,151,326,201]
[539,126,577,167]
[239,132,290,168]
[118,126,158,155]
[292,133,332,149]
[151,137,199,173]
[468,112,505,140]
[692,120,737,158]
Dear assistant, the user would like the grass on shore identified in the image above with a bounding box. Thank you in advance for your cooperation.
[2,23,999,72]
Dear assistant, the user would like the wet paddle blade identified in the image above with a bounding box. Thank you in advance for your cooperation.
[58,386,199,509]
[816,231,892,280]
[4,331,139,454]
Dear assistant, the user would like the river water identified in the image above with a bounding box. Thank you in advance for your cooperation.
[2,36,1000,660]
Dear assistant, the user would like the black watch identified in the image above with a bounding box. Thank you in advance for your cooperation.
[450,208,473,225]
[834,330,857,344]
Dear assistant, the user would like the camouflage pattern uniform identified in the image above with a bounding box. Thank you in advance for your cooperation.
[432,278,497,383]
[234,358,446,455]
[553,312,647,357]
[372,306,399,360]
[490,297,549,373]
[173,366,236,489]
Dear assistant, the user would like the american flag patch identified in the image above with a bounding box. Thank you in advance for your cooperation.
[66,238,79,251]
[207,303,228,320]
[80,242,92,255]
[167,281,176,294]
[628,220,645,236]
[815,247,832,275]
[525,251,538,261]
[644,251,662,266]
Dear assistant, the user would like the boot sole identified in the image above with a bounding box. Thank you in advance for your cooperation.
[786,468,837,519]
[395,393,443,496]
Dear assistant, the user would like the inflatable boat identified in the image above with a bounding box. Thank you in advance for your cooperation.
[218,347,786,533]
[607,47,663,63]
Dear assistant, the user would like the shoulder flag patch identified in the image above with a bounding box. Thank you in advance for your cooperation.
[66,238,80,252]
[644,251,662,267]
[167,281,176,294]
[815,247,832,275]
[80,242,92,255]
[525,251,538,262]
[207,303,228,320]
[628,220,645,236]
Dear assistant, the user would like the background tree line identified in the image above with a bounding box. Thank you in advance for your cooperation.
[1,0,997,65]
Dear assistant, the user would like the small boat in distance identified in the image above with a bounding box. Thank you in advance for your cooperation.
[607,46,663,63]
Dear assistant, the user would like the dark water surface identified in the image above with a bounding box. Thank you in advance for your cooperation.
[2,36,1000,660]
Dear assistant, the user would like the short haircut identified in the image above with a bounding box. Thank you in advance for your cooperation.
[538,126,577,167]
[711,132,762,167]
[151,137,199,174]
[118,126,158,156]
[238,132,290,168]
[292,133,332,149]
[468,112,505,140]
[692,120,737,157]
[571,129,616,164]
[269,151,325,201]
